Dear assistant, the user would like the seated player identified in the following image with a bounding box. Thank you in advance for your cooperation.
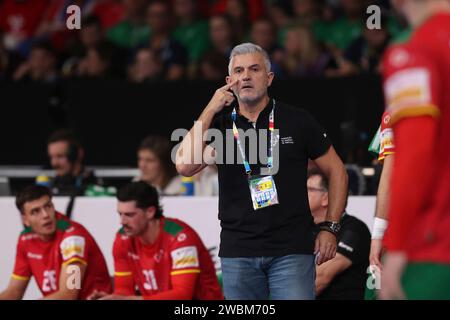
[0,185,112,299]
[89,181,223,300]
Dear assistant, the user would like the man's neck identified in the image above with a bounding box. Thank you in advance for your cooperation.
[238,96,270,123]
[139,219,161,245]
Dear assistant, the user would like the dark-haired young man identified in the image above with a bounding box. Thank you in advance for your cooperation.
[89,181,223,300]
[0,185,112,300]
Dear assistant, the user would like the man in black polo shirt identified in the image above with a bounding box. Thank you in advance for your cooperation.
[307,168,371,300]
[176,43,348,299]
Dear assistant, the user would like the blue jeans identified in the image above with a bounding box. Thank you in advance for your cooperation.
[221,254,315,300]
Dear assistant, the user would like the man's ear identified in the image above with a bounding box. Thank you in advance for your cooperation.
[226,75,231,84]
[321,192,329,209]
[145,206,157,220]
[267,72,274,87]
[21,213,30,227]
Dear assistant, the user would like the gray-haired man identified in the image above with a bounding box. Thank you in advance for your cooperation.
[176,43,348,299]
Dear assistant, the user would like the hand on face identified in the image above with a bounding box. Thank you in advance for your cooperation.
[205,79,238,114]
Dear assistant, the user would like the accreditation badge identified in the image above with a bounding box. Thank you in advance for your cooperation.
[248,175,279,210]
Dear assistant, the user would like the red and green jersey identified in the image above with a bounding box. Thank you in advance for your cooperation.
[12,212,112,299]
[382,13,450,263]
[113,217,223,300]
[378,111,395,161]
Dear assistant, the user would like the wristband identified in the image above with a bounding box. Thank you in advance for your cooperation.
[371,217,388,240]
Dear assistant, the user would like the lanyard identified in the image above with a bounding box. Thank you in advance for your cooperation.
[231,99,276,177]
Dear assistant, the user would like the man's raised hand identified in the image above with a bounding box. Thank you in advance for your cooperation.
[205,79,238,114]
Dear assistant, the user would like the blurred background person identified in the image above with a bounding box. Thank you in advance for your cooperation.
[136,135,183,196]
[197,50,228,81]
[314,0,365,57]
[144,0,187,80]
[34,0,97,53]
[44,129,102,196]
[249,17,284,77]
[77,42,115,78]
[107,0,150,49]
[202,14,236,63]
[224,0,252,42]
[282,25,337,78]
[0,0,48,54]
[62,15,126,78]
[341,15,391,75]
[292,0,321,28]
[12,42,58,83]
[0,31,23,80]
[266,0,293,49]
[171,0,210,78]
[128,47,163,82]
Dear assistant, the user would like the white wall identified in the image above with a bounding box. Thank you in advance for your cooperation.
[0,196,375,299]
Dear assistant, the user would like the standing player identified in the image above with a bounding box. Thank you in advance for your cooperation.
[366,111,395,299]
[89,182,223,300]
[380,0,450,299]
[0,185,112,299]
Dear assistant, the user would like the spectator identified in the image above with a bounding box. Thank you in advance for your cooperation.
[250,17,284,76]
[225,0,251,42]
[197,14,235,80]
[266,1,292,47]
[63,15,126,78]
[314,0,365,54]
[107,0,150,49]
[292,0,320,28]
[34,0,97,52]
[62,15,105,77]
[0,0,48,53]
[45,129,102,196]
[145,0,187,80]
[172,0,210,66]
[207,14,235,57]
[307,168,371,300]
[128,47,163,82]
[77,42,114,78]
[197,50,228,81]
[12,42,58,82]
[0,31,23,79]
[136,135,183,196]
[343,18,391,75]
[283,25,337,78]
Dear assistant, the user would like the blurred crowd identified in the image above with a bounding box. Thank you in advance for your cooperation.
[0,0,408,83]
